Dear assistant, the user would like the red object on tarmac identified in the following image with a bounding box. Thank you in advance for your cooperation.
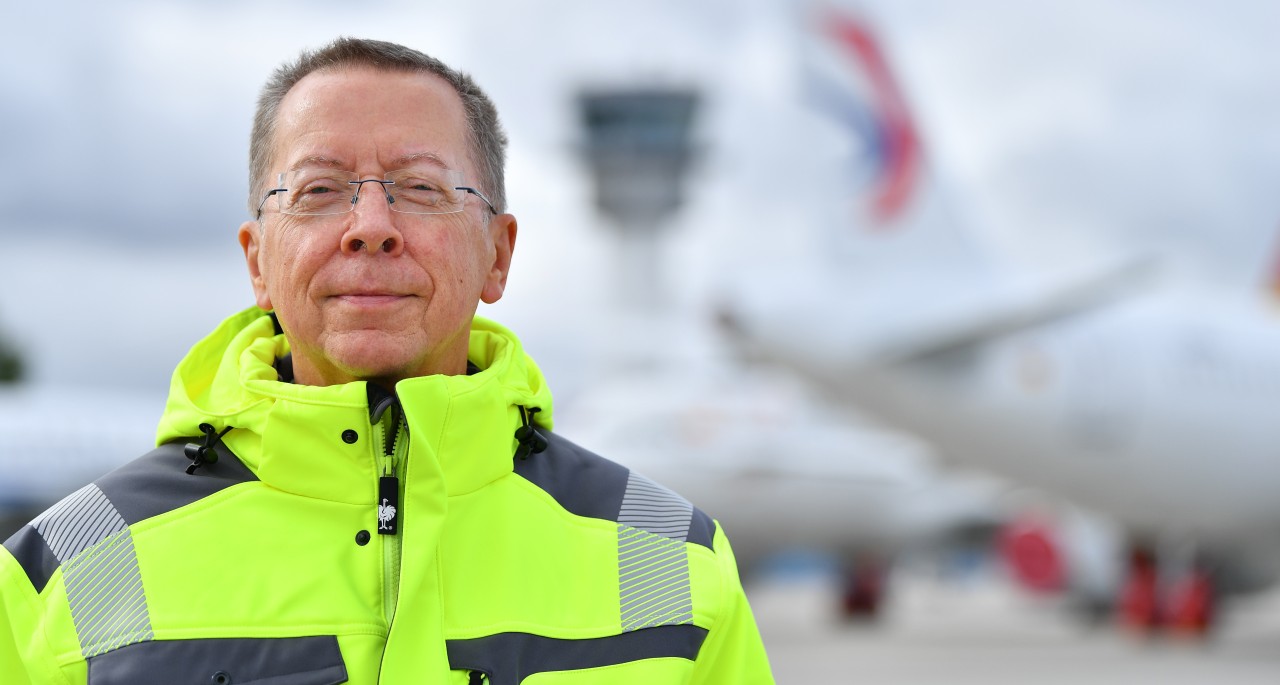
[999,517,1065,594]
[1166,568,1215,637]
[841,558,885,620]
[1117,548,1161,633]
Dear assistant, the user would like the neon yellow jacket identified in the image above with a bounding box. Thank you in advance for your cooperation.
[1,308,773,684]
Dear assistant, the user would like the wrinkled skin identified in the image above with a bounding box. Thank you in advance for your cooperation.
[239,67,516,387]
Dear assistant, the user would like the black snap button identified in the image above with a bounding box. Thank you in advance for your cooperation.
[342,429,359,444]
[355,530,371,546]
[212,672,231,685]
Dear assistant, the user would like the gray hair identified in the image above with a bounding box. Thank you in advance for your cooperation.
[248,37,508,216]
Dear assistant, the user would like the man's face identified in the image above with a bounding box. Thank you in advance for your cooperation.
[238,67,516,386]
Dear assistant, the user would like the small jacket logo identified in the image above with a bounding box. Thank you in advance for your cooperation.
[378,499,398,530]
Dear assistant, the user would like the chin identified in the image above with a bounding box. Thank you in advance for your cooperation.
[340,356,422,381]
[326,337,427,382]
[314,322,470,382]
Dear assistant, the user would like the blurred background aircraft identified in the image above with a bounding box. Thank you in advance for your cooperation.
[3,0,1280,643]
[716,2,1280,635]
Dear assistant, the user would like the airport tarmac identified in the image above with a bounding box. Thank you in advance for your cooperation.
[751,570,1280,684]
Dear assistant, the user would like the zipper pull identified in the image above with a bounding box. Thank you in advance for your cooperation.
[376,398,403,536]
[378,474,399,535]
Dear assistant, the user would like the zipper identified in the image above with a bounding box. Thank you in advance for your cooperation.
[372,396,408,627]
[377,401,403,536]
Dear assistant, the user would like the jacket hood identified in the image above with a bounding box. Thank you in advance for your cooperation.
[156,307,554,448]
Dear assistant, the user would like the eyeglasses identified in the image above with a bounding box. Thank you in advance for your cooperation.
[256,167,497,219]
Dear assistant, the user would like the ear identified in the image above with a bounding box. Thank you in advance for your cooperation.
[480,213,517,305]
[238,220,273,311]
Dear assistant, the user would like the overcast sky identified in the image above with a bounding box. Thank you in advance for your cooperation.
[3,0,1280,392]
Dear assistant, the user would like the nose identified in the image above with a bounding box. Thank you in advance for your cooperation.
[340,181,404,256]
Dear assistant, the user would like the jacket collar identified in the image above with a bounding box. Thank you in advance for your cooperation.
[156,307,554,502]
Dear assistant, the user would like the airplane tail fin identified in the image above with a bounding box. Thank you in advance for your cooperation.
[790,1,1005,274]
[716,2,1149,366]
[805,6,920,227]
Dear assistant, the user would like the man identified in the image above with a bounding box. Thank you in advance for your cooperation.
[0,38,773,683]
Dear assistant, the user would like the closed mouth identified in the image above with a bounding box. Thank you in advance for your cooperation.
[334,293,409,304]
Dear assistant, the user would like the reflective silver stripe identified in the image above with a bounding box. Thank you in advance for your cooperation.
[65,529,153,656]
[618,471,692,541]
[618,525,694,631]
[33,484,127,562]
[617,471,695,632]
[31,484,153,656]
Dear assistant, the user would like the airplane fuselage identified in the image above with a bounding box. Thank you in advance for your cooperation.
[787,289,1280,590]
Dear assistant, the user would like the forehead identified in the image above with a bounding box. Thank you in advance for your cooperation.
[271,66,471,174]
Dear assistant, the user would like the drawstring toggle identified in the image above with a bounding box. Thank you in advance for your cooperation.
[184,423,233,475]
[514,406,548,460]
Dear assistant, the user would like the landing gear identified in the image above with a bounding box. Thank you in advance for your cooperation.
[1165,565,1215,637]
[1117,547,1160,633]
[1117,546,1216,638]
[840,557,885,621]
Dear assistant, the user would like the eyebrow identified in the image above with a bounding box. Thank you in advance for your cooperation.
[287,155,347,171]
[285,152,454,173]
[392,152,451,171]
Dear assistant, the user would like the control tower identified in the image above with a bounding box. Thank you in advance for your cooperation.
[577,88,699,313]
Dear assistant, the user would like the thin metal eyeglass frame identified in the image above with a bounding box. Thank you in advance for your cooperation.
[255,176,499,219]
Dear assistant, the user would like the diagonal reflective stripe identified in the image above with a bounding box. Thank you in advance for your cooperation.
[624,596,694,631]
[620,559,689,597]
[64,528,153,657]
[616,472,697,632]
[11,441,256,655]
[622,578,692,618]
[33,484,127,563]
[619,547,686,587]
[34,484,153,657]
[617,524,693,632]
[34,488,93,558]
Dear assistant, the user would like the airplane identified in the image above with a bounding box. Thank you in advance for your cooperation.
[710,2,1280,635]
[0,384,163,539]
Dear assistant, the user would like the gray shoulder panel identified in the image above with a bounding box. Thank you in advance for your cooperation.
[96,440,258,526]
[447,625,708,685]
[1,440,257,593]
[514,432,714,551]
[2,524,59,593]
[689,506,715,551]
[513,431,631,522]
[86,635,346,685]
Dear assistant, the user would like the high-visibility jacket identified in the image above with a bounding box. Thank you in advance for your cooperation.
[1,308,774,684]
